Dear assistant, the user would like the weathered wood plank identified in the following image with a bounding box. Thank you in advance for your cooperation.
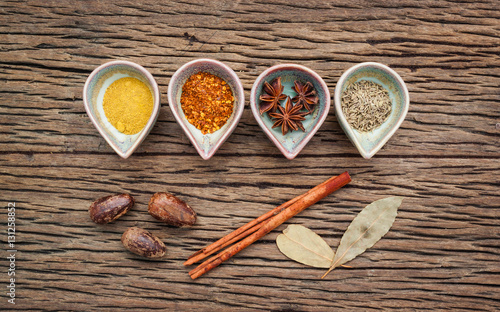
[0,0,499,311]
[1,154,498,311]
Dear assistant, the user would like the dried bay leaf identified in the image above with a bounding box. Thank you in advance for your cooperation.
[276,224,334,268]
[322,196,404,278]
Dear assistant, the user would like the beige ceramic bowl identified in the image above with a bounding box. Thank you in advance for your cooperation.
[168,59,245,160]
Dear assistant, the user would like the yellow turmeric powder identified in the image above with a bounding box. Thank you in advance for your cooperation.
[103,77,153,135]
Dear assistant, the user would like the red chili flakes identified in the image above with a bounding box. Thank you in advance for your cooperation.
[180,72,234,135]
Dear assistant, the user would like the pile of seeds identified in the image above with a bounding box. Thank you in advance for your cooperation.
[341,80,392,132]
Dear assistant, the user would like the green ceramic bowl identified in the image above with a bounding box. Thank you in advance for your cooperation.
[83,60,160,159]
[250,64,330,159]
[334,62,409,159]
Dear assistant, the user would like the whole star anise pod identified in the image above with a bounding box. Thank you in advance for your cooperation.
[292,81,319,114]
[269,96,307,135]
[259,77,287,115]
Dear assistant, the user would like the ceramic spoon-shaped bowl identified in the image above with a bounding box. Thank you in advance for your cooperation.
[250,64,330,159]
[83,60,160,159]
[334,62,410,159]
[168,59,245,160]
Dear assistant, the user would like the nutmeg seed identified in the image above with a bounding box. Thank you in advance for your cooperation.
[148,192,196,227]
[121,227,167,258]
[89,193,134,224]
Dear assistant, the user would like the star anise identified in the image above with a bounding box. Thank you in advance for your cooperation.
[269,96,307,135]
[259,77,287,115]
[292,81,319,114]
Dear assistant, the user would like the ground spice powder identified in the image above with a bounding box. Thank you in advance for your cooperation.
[181,72,234,135]
[103,77,153,135]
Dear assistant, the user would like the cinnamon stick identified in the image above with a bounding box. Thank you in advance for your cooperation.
[184,196,300,266]
[184,175,337,266]
[188,172,351,280]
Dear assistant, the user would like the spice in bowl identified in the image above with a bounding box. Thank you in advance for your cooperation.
[341,80,392,132]
[181,72,234,135]
[259,77,319,135]
[102,77,154,135]
[269,96,308,135]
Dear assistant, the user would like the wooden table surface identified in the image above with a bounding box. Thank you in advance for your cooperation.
[1,1,499,311]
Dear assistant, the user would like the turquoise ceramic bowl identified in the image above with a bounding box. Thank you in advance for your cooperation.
[334,62,409,159]
[250,64,330,159]
[83,60,160,159]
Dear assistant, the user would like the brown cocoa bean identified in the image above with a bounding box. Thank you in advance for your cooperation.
[121,227,166,258]
[89,193,134,224]
[148,192,196,227]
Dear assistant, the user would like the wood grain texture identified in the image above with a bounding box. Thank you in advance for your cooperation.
[0,0,499,311]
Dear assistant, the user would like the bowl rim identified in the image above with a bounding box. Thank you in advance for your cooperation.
[167,58,245,160]
[83,60,161,159]
[249,63,331,159]
[334,62,410,159]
